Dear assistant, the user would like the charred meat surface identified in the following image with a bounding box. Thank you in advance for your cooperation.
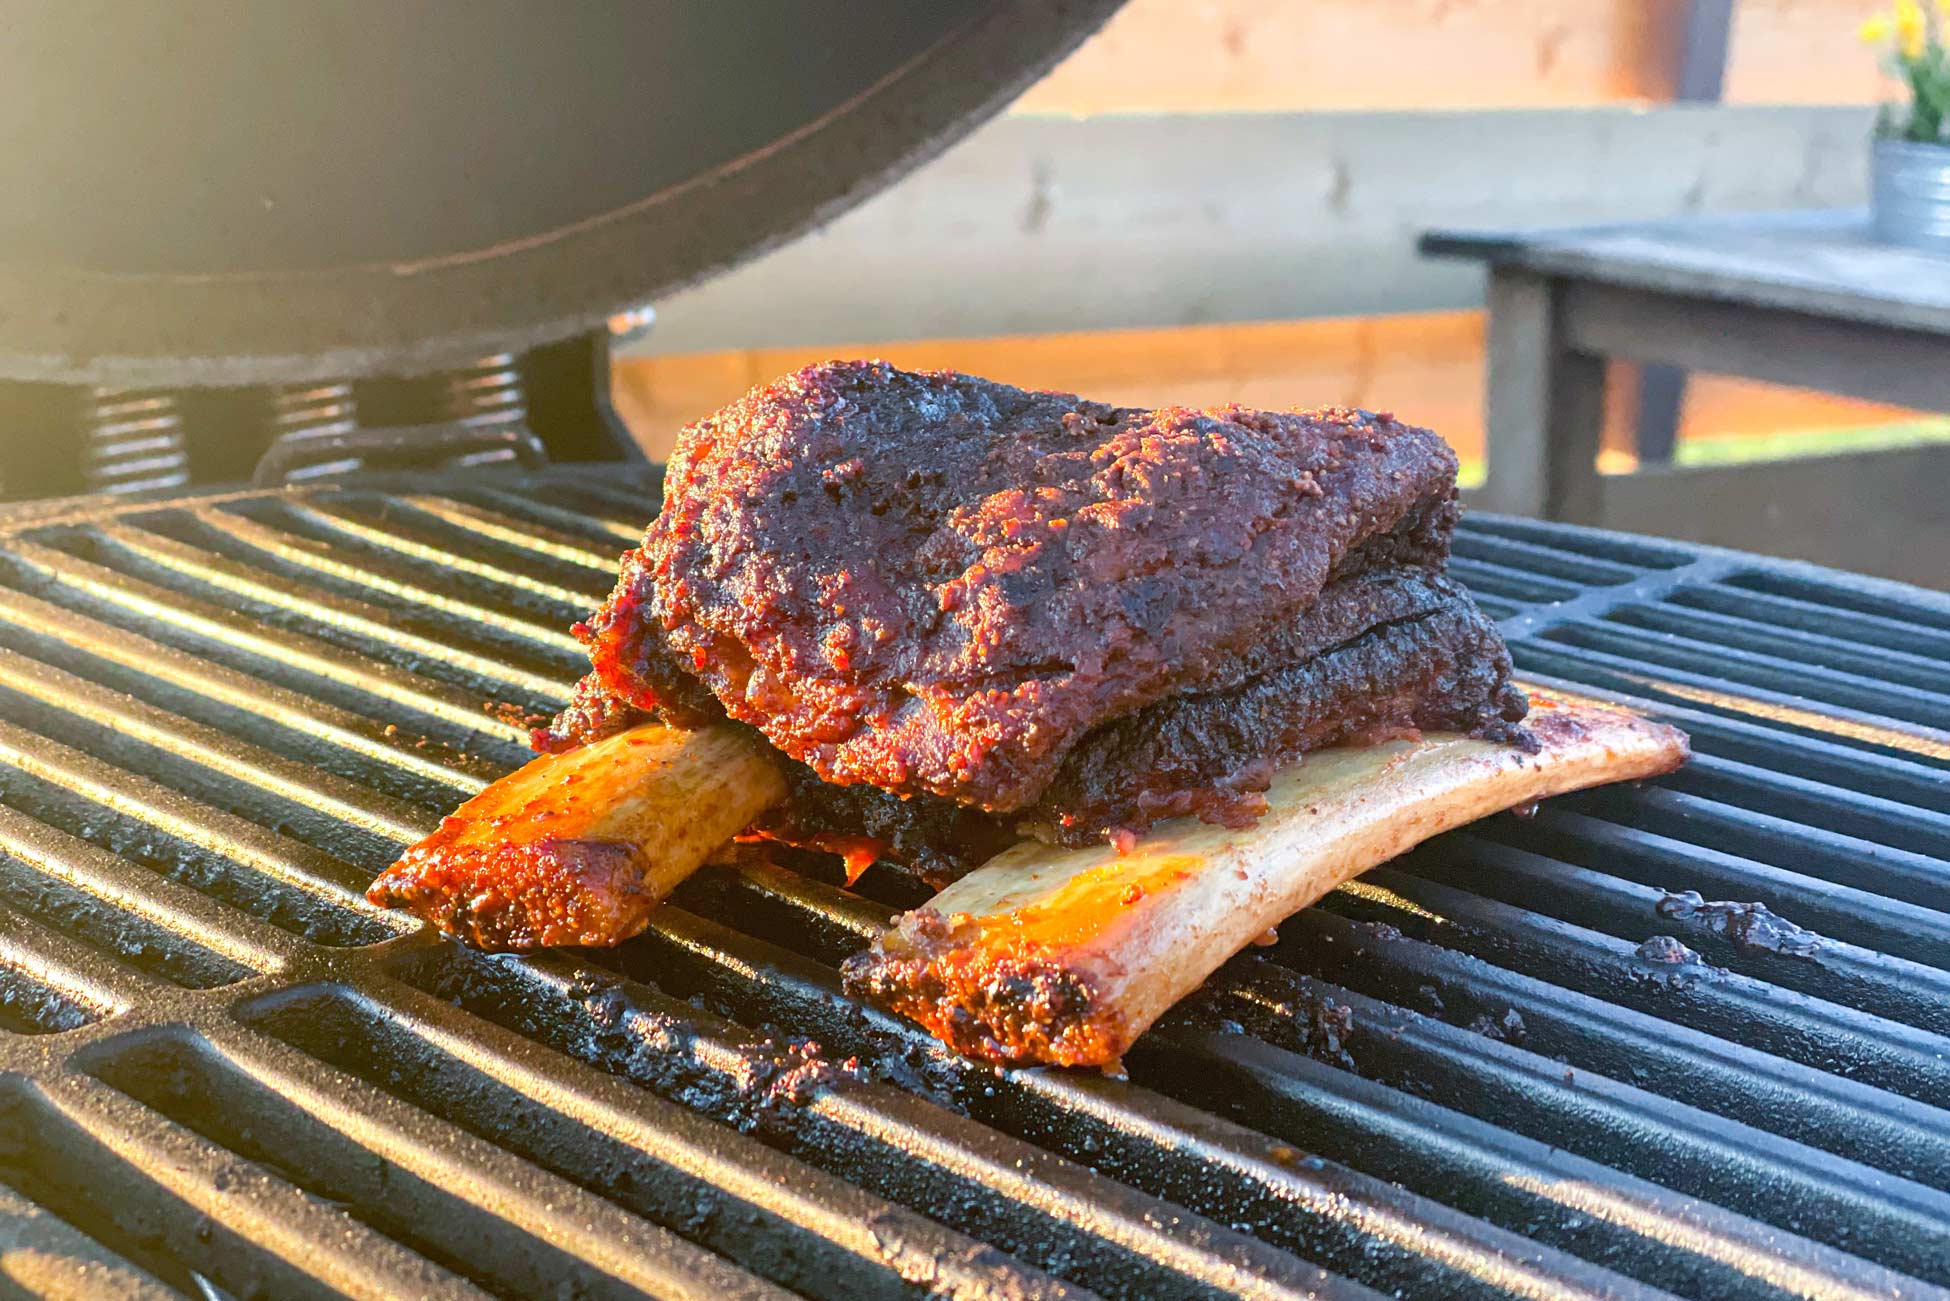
[743,572,1526,885]
[578,360,1472,809]
[560,360,1524,872]
[378,361,1556,959]
[1031,572,1529,840]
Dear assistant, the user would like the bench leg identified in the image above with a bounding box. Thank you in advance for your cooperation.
[1480,269,1606,523]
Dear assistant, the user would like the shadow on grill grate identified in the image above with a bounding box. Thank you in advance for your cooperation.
[0,466,1944,1299]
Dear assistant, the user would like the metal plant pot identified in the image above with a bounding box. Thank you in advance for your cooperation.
[1871,137,1950,252]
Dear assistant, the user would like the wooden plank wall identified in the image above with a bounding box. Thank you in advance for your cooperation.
[617,0,1914,466]
[1013,0,1889,111]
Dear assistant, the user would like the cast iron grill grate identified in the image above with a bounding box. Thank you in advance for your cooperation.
[0,464,1944,1300]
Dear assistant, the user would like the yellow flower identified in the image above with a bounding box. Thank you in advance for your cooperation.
[1895,0,1928,58]
[1861,12,1895,43]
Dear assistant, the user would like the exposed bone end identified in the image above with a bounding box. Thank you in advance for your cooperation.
[841,907,1128,1068]
[846,693,1687,1068]
[369,722,786,951]
[370,836,649,950]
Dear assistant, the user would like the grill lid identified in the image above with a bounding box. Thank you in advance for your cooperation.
[0,465,1947,1299]
[0,1,1124,387]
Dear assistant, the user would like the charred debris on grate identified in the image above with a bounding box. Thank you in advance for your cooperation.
[1656,889,1825,960]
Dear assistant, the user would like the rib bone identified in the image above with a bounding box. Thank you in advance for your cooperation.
[843,694,1688,1069]
[369,723,785,950]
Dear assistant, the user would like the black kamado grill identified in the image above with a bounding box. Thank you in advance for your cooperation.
[0,7,1947,1300]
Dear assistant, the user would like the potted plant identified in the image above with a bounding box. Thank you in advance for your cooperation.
[1862,1,1950,249]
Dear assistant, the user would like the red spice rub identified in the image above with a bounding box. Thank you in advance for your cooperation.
[576,360,1474,813]
[369,833,648,950]
[841,907,1127,1068]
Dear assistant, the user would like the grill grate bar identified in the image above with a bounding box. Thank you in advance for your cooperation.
[0,802,298,974]
[523,477,676,533]
[0,911,132,1032]
[0,978,90,1036]
[0,1180,180,1299]
[467,484,647,544]
[1666,580,1950,661]
[281,498,606,610]
[396,494,627,570]
[4,539,540,744]
[1459,517,1697,569]
[0,716,401,942]
[802,1075,1364,1300]
[1561,783,1949,913]
[325,973,1102,1301]
[1512,642,1950,769]
[1265,904,1950,1189]
[181,507,586,661]
[1516,668,1948,815]
[0,643,436,847]
[0,860,253,995]
[1,899,176,1014]
[1444,555,1583,604]
[1450,532,1644,587]
[394,948,1366,1301]
[0,577,497,795]
[98,520,580,697]
[1718,569,1950,635]
[102,1022,802,1300]
[1140,1025,1924,1301]
[1208,959,1950,1283]
[1491,561,1745,646]
[1333,862,1950,1108]
[1461,817,1950,1037]
[13,1069,489,1300]
[1541,620,1950,731]
[1669,754,1950,861]
[1601,598,1949,692]
[1481,805,1950,970]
